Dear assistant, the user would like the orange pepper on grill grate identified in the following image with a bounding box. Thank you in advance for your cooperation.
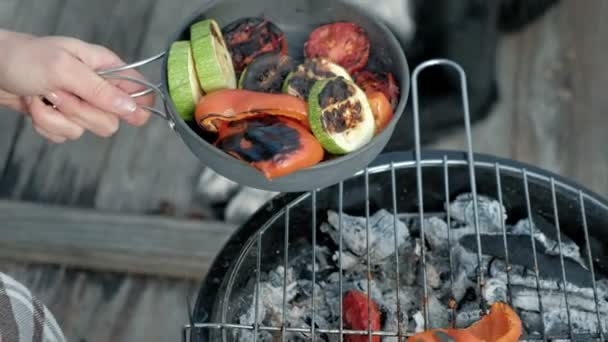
[342,290,382,342]
[406,302,522,342]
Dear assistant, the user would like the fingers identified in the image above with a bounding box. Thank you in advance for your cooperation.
[29,96,84,141]
[38,36,154,132]
[45,90,119,137]
[33,124,66,144]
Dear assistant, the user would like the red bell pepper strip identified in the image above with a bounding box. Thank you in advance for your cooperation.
[194,89,309,132]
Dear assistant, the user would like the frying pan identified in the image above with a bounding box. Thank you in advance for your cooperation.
[97,0,410,193]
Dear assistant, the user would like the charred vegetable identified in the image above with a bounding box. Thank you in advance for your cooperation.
[215,116,324,180]
[238,52,296,93]
[190,19,237,93]
[282,58,351,100]
[307,76,375,154]
[304,22,370,74]
[354,70,399,109]
[222,17,287,75]
[194,89,309,132]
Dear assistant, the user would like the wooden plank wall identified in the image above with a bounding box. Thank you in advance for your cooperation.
[0,0,213,218]
[429,0,608,196]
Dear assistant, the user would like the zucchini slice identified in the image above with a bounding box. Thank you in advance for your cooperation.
[282,58,351,100]
[238,52,296,93]
[307,76,375,154]
[167,41,203,120]
[190,19,237,93]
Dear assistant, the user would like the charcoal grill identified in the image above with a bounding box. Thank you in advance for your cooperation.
[183,60,608,341]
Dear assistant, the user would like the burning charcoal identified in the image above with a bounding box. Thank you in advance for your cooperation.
[519,308,608,337]
[512,215,587,268]
[459,234,594,288]
[420,217,450,251]
[482,274,608,333]
[488,258,606,300]
[331,249,360,270]
[322,209,410,264]
[454,301,484,328]
[447,193,506,233]
[416,259,441,289]
[380,239,420,287]
[315,245,333,272]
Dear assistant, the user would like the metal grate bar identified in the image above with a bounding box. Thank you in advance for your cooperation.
[550,178,574,337]
[390,162,403,339]
[311,190,317,342]
[494,163,513,304]
[579,190,605,340]
[338,182,344,342]
[364,169,373,342]
[411,59,486,319]
[254,232,262,342]
[522,170,548,340]
[282,206,290,341]
[443,156,457,328]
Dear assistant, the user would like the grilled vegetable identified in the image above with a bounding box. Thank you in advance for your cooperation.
[307,76,375,154]
[304,22,370,74]
[215,116,324,180]
[366,90,393,134]
[355,70,399,109]
[282,58,351,100]
[167,41,203,120]
[238,52,296,93]
[194,89,309,132]
[342,290,381,342]
[222,17,287,75]
[190,19,237,93]
[406,302,522,342]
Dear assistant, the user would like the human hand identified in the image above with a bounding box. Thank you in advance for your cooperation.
[0,30,155,143]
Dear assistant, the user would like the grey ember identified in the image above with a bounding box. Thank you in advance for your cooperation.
[231,193,608,341]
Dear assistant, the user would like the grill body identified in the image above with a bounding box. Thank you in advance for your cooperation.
[185,61,608,341]
[190,150,608,341]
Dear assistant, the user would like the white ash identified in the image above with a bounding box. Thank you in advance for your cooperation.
[447,193,507,233]
[321,209,410,264]
[519,309,608,337]
[488,259,608,300]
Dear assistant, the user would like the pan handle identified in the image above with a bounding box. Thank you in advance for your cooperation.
[96,51,174,126]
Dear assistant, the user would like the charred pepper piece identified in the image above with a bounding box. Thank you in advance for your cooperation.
[221,17,287,75]
[215,116,324,180]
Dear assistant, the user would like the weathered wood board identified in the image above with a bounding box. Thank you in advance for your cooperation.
[0,199,237,279]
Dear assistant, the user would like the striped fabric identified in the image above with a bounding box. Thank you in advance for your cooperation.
[0,273,66,342]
